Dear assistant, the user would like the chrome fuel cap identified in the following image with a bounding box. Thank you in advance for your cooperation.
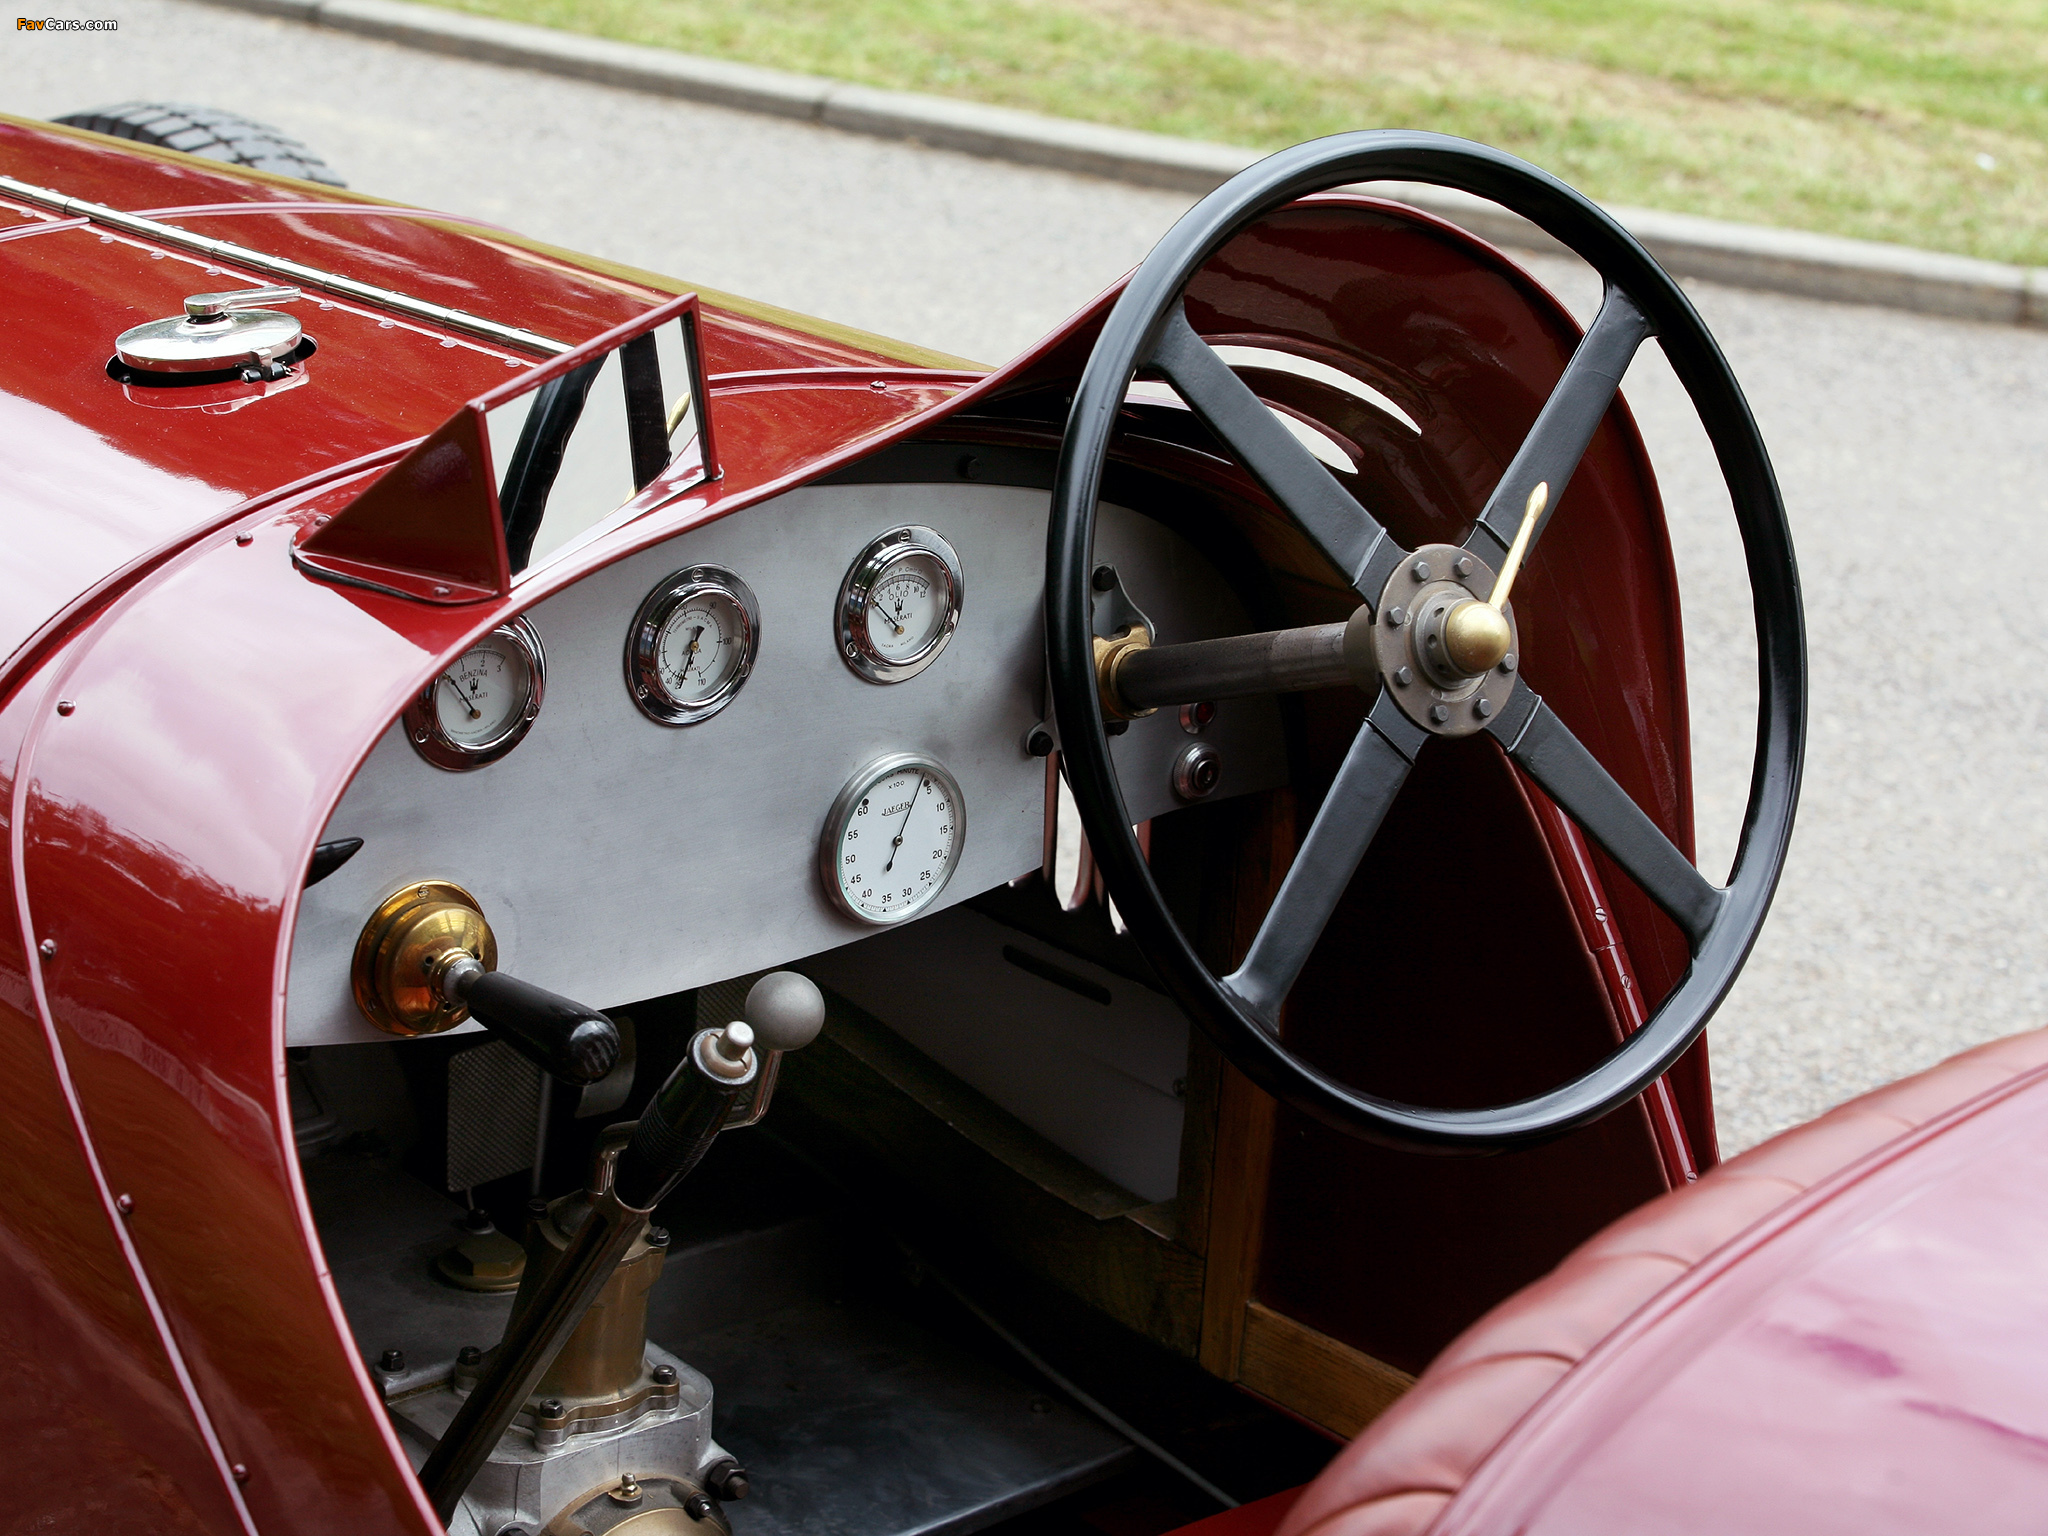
[116,285,305,374]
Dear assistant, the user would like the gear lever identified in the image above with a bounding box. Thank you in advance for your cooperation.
[418,971,827,1520]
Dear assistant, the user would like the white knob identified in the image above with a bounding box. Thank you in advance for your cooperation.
[744,972,825,1052]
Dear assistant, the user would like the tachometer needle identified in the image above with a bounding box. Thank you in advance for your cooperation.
[884,775,925,874]
[440,674,480,720]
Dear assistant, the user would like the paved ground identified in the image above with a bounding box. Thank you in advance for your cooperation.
[12,0,2048,1153]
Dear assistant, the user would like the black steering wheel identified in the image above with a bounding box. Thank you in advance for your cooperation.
[1045,131,1805,1152]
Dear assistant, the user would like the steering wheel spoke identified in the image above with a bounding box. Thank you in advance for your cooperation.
[1491,696,1722,948]
[1225,693,1426,1025]
[1149,304,1403,602]
[1467,285,1654,572]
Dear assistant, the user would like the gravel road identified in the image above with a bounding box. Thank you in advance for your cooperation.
[10,0,2048,1153]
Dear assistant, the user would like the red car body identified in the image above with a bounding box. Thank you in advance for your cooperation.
[3,109,2031,1536]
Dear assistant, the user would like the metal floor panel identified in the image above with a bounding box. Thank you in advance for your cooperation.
[686,1300,1129,1536]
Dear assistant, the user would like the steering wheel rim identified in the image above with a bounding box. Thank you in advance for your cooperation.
[1046,130,1806,1153]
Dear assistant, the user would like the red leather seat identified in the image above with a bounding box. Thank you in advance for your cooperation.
[1273,1028,2048,1536]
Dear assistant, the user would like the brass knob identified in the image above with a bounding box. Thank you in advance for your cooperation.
[1443,480,1546,677]
[351,880,497,1035]
[1443,601,1513,674]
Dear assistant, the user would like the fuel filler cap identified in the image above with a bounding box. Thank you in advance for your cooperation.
[115,284,305,375]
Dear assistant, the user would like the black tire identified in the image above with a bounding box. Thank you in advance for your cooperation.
[52,102,347,188]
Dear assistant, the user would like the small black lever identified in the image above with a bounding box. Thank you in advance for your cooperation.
[438,956,620,1086]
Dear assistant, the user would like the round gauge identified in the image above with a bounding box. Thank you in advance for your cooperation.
[404,617,546,771]
[837,526,964,684]
[821,754,966,925]
[626,565,760,725]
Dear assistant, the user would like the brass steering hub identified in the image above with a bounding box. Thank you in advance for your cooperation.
[351,879,498,1035]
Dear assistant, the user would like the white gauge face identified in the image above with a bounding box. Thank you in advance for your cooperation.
[406,620,546,770]
[838,526,964,684]
[865,553,948,662]
[436,639,529,746]
[626,567,760,725]
[656,590,745,704]
[824,757,965,924]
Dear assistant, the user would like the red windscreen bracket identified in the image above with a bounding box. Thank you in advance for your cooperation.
[294,293,714,604]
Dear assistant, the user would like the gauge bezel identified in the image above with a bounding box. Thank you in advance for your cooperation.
[820,752,968,926]
[403,616,546,771]
[836,525,965,684]
[625,564,761,726]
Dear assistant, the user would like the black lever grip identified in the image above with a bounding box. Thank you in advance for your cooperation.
[612,1029,752,1209]
[462,970,620,1085]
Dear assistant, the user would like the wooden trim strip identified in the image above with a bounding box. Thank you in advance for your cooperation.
[1238,1301,1414,1441]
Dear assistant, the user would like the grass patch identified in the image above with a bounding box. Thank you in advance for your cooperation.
[434,0,2048,264]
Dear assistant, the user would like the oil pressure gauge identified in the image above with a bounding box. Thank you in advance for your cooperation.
[625,565,760,725]
[404,617,546,770]
[822,754,965,924]
[836,525,964,683]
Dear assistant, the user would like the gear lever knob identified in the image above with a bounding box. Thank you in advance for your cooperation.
[743,971,826,1053]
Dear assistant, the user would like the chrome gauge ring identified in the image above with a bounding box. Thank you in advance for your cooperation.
[836,525,964,684]
[625,565,760,726]
[404,616,547,771]
[820,753,966,925]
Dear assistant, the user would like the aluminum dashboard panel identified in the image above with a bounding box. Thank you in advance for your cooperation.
[288,483,1284,1046]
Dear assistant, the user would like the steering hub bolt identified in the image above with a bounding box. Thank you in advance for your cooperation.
[1394,666,1412,686]
[1501,654,1517,673]
[1412,560,1431,580]
[1454,556,1475,577]
[1430,704,1450,724]
[1387,606,1407,627]
[1475,698,1494,718]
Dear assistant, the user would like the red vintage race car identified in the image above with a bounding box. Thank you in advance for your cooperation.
[0,103,2034,1536]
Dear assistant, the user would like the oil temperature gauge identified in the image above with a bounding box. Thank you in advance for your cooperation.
[836,525,964,683]
[821,754,965,924]
[404,617,546,770]
[625,565,760,725]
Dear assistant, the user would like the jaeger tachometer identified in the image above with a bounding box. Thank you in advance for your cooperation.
[404,617,546,770]
[625,565,760,725]
[836,525,964,683]
[822,754,965,924]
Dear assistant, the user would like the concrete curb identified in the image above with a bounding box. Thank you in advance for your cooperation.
[200,0,2045,328]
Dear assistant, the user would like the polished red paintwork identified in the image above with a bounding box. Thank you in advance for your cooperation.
[1432,1056,2048,1533]
[1,112,1721,1535]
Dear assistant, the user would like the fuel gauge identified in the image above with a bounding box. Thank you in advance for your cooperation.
[404,617,546,770]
